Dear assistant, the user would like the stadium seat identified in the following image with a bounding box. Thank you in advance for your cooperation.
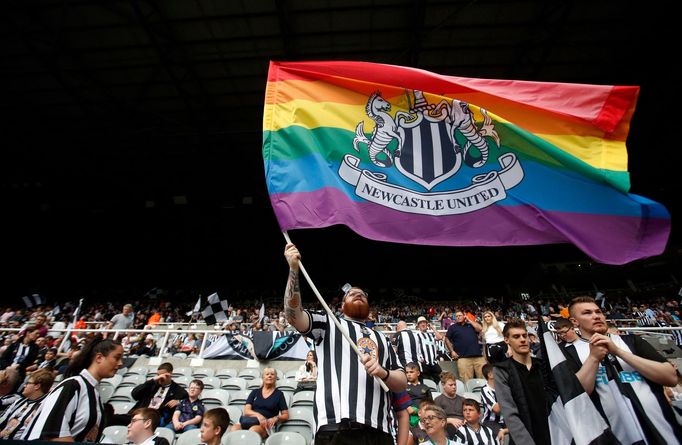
[215,368,238,379]
[284,369,299,380]
[176,429,202,445]
[460,391,481,404]
[423,378,438,392]
[116,366,128,376]
[456,379,465,394]
[110,402,135,415]
[221,377,247,391]
[192,367,215,378]
[228,390,251,406]
[99,385,115,404]
[154,426,175,444]
[432,391,441,399]
[246,378,263,390]
[120,374,146,387]
[266,431,307,445]
[466,378,487,394]
[277,407,315,444]
[238,368,260,380]
[202,376,222,390]
[109,386,134,403]
[125,366,149,377]
[276,369,285,380]
[201,389,231,409]
[101,374,122,389]
[175,375,193,388]
[222,430,262,445]
[101,425,127,444]
[226,405,243,426]
[173,352,188,359]
[281,390,293,407]
[290,390,314,407]
[276,379,297,391]
[172,366,192,378]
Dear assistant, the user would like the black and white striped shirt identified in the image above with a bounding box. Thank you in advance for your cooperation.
[453,423,499,444]
[0,394,46,439]
[303,310,403,434]
[395,329,422,368]
[480,385,503,425]
[416,330,439,366]
[23,369,103,442]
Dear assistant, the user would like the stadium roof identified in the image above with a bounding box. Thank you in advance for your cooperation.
[2,0,678,297]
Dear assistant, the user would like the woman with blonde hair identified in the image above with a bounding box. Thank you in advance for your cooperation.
[481,311,507,363]
[232,367,289,439]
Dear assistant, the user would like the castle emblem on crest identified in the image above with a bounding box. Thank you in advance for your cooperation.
[338,90,525,215]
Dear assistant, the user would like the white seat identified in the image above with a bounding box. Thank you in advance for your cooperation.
[246,378,263,390]
[120,374,146,387]
[215,368,238,379]
[100,374,122,389]
[277,407,314,444]
[173,366,192,378]
[125,366,149,377]
[193,367,215,378]
[466,378,487,394]
[221,377,247,391]
[290,390,314,407]
[460,391,482,404]
[276,369,285,381]
[456,379,466,394]
[423,378,439,392]
[238,368,261,380]
[284,369,299,380]
[276,378,297,391]
[431,391,441,399]
[202,389,231,408]
[154,426,175,444]
[228,389,251,405]
[110,401,135,415]
[175,375,193,388]
[202,376,222,390]
[101,425,128,444]
[173,352,188,359]
[176,429,202,445]
[99,385,115,403]
[116,367,128,376]
[222,430,262,445]
[109,386,134,403]
[226,405,242,426]
[266,431,308,445]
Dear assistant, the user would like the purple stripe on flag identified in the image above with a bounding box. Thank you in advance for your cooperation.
[270,188,669,265]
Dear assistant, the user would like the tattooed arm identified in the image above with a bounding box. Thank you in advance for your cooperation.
[284,243,310,333]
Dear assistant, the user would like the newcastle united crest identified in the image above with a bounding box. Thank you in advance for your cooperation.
[338,90,524,215]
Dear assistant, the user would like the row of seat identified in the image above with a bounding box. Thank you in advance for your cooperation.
[119,365,291,380]
[102,426,307,445]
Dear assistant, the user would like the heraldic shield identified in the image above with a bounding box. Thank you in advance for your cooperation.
[396,116,462,191]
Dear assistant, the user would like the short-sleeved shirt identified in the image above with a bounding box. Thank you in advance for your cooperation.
[446,324,482,357]
[406,383,432,406]
[175,398,205,423]
[109,313,134,330]
[434,394,464,420]
[246,388,288,419]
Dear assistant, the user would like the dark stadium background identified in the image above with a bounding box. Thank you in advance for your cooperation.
[2,1,679,303]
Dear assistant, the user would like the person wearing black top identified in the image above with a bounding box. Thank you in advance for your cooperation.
[127,362,188,427]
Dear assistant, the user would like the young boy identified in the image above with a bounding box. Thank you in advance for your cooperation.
[405,362,433,427]
[434,371,464,435]
[169,379,205,432]
[480,364,506,440]
[453,399,497,444]
[200,408,229,445]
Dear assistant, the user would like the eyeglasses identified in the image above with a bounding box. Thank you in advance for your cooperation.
[422,415,445,422]
[129,418,146,425]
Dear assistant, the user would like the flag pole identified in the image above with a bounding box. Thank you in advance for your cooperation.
[283,231,389,392]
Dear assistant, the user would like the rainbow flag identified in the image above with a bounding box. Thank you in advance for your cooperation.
[263,61,670,265]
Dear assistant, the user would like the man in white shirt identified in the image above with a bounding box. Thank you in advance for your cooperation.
[126,408,170,445]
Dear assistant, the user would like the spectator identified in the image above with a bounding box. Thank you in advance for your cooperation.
[408,400,436,445]
[405,362,432,427]
[479,364,505,439]
[391,390,412,445]
[294,350,317,393]
[23,338,123,442]
[169,380,204,433]
[481,311,507,364]
[0,368,20,410]
[126,408,170,445]
[445,311,485,383]
[200,408,229,445]
[0,328,40,379]
[232,367,289,439]
[420,405,451,445]
[0,368,54,439]
[452,398,497,444]
[25,347,57,374]
[415,317,445,383]
[434,371,464,436]
[493,319,550,445]
[553,318,578,345]
[107,304,134,331]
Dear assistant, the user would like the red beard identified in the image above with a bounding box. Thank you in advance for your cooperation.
[343,299,370,321]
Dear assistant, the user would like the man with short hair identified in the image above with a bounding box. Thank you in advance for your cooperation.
[415,316,445,383]
[553,317,578,345]
[453,398,497,444]
[566,296,682,444]
[107,304,134,331]
[493,319,550,445]
[445,311,485,383]
[200,408,229,445]
[126,408,170,445]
